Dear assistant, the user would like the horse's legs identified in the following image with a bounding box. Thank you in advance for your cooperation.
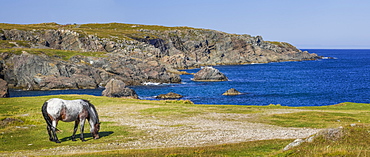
[51,120,61,143]
[46,125,53,141]
[71,120,79,141]
[80,119,86,142]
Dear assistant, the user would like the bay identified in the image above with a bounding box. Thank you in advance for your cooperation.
[9,49,370,107]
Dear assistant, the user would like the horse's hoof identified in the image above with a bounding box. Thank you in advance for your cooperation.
[55,140,61,143]
[72,139,77,141]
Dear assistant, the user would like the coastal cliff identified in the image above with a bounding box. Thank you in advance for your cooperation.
[0,23,320,90]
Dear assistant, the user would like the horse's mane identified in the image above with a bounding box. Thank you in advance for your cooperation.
[82,99,100,124]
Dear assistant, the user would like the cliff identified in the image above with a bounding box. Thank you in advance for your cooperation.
[0,23,321,90]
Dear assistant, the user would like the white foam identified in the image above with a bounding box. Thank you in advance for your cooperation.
[142,82,161,85]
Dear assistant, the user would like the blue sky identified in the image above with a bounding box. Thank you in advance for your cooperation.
[1,0,369,49]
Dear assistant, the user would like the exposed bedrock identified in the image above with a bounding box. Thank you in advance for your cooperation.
[0,24,321,90]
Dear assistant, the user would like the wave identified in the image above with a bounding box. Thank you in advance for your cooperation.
[142,82,162,86]
[322,57,337,59]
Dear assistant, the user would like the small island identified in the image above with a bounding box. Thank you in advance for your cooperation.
[222,88,242,95]
[192,67,228,82]
[156,92,184,99]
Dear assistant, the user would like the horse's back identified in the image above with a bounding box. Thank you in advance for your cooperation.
[45,98,64,115]
[45,98,89,121]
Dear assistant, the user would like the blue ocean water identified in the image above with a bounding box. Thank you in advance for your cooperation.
[9,49,370,107]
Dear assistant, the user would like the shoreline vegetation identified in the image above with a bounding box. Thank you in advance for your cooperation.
[1,95,369,156]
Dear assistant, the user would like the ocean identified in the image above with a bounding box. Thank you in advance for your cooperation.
[9,49,370,107]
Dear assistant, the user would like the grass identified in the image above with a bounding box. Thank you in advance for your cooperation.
[0,48,107,60]
[277,124,370,156]
[1,22,266,44]
[0,96,369,156]
[0,95,140,152]
[265,41,297,49]
[0,22,200,41]
[69,139,292,157]
[262,102,370,128]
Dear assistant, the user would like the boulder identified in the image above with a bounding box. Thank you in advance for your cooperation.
[156,92,183,99]
[0,78,9,98]
[102,79,138,98]
[193,67,228,81]
[283,139,306,151]
[0,118,24,127]
[222,88,242,95]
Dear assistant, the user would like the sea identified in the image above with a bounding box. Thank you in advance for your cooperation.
[9,49,370,107]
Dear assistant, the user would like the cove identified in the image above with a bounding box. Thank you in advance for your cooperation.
[9,49,370,107]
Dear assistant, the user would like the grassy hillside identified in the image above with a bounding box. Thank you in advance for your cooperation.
[0,95,369,156]
[0,23,200,41]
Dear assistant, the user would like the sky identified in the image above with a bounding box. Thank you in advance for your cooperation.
[1,0,370,49]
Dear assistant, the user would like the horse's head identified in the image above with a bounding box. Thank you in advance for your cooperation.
[91,122,100,139]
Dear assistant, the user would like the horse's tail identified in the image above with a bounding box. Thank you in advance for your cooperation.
[41,101,53,128]
[82,99,99,123]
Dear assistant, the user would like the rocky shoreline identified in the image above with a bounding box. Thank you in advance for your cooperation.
[0,23,322,95]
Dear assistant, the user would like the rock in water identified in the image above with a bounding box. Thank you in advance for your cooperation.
[193,67,228,81]
[0,79,9,98]
[222,88,242,95]
[156,92,183,99]
[102,79,138,98]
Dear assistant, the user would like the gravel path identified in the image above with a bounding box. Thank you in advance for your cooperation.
[3,105,321,156]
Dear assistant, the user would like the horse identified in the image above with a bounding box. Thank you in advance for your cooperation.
[41,98,100,143]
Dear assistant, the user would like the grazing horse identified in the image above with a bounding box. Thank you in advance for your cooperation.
[41,98,100,143]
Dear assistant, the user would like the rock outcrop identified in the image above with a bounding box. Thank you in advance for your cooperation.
[0,50,180,90]
[222,88,242,95]
[283,127,344,151]
[193,67,228,81]
[0,78,9,97]
[156,92,183,99]
[2,51,106,90]
[0,23,322,90]
[102,79,138,98]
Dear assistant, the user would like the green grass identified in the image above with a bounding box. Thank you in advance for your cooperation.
[266,111,368,128]
[265,41,296,49]
[68,139,292,157]
[0,22,60,30]
[0,22,200,41]
[0,96,369,156]
[0,95,140,152]
[263,102,370,128]
[0,48,107,60]
[276,124,370,156]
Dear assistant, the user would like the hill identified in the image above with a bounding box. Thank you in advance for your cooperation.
[0,23,320,90]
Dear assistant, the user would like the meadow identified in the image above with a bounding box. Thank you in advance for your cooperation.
[0,95,369,156]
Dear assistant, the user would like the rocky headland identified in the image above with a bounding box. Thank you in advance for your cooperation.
[0,23,321,92]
